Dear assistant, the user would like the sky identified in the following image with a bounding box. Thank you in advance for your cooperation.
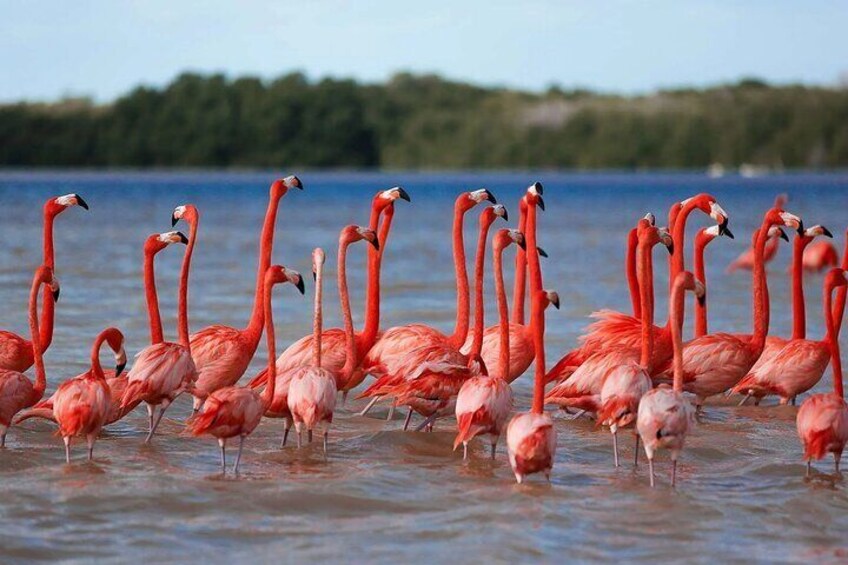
[1,0,847,102]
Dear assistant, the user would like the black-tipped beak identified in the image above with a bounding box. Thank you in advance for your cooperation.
[295,276,305,295]
[177,232,189,245]
[533,181,544,195]
[665,242,675,256]
[537,196,545,211]
[485,191,497,204]
[115,361,126,378]
[537,246,548,258]
[778,228,790,242]
[312,270,317,282]
[796,220,805,235]
[516,238,527,251]
[551,296,561,310]
[718,218,730,238]
[293,179,304,190]
[52,287,60,302]
[823,226,834,238]
[500,208,509,222]
[171,214,179,227]
[722,227,735,239]
[369,237,380,252]
[397,187,411,202]
[75,195,89,210]
[697,294,706,308]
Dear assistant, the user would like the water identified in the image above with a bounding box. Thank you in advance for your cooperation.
[1,170,848,563]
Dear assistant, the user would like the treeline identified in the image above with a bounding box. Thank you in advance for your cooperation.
[2,72,848,169]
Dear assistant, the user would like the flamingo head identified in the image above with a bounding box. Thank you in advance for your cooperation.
[271,175,304,199]
[643,212,656,226]
[494,228,526,252]
[101,327,127,377]
[681,194,730,235]
[462,188,497,211]
[145,231,188,255]
[481,203,508,227]
[525,182,545,211]
[673,271,706,306]
[766,226,789,242]
[543,289,561,310]
[171,204,199,227]
[340,225,379,251]
[33,265,60,302]
[373,186,411,213]
[804,225,833,239]
[311,248,326,281]
[265,265,305,295]
[637,218,674,255]
[765,207,804,235]
[47,193,89,216]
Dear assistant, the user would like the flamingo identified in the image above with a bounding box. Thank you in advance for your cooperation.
[546,194,729,384]
[692,223,735,337]
[726,227,785,273]
[188,265,304,474]
[53,327,127,463]
[544,224,672,413]
[0,193,88,372]
[796,268,848,476]
[360,188,497,384]
[181,176,302,412]
[254,226,378,447]
[802,240,839,272]
[359,204,508,425]
[287,249,338,453]
[653,207,804,407]
[597,219,672,466]
[731,226,837,405]
[453,228,525,459]
[0,266,60,446]
[249,187,409,402]
[121,221,198,443]
[636,271,703,487]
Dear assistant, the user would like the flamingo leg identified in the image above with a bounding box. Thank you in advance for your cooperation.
[612,431,620,468]
[791,396,797,406]
[146,400,171,443]
[490,441,497,460]
[281,419,292,448]
[218,438,226,474]
[146,403,155,438]
[341,391,348,406]
[86,433,95,461]
[233,435,245,475]
[358,396,380,417]
[634,435,640,466]
[835,452,842,475]
[296,427,302,449]
[0,427,6,448]
[402,408,413,431]
[415,413,437,432]
[806,460,811,478]
[570,409,587,421]
[386,405,395,421]
[738,393,751,407]
[323,430,328,457]
[308,429,313,444]
[648,457,655,487]
[462,442,468,460]
[191,396,202,416]
[671,459,678,487]
[63,436,71,464]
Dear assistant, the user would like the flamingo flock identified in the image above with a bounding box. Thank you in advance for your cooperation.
[3,181,848,488]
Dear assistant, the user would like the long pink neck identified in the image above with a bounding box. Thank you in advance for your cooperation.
[29,274,46,397]
[791,235,812,340]
[512,198,528,324]
[178,221,197,350]
[313,258,323,368]
[626,228,641,319]
[750,224,770,354]
[693,232,710,337]
[244,187,283,346]
[90,332,108,381]
[143,249,164,345]
[638,239,655,371]
[531,295,546,414]
[825,281,844,398]
[470,215,494,358]
[666,202,696,328]
[670,281,686,393]
[40,208,56,350]
[261,279,277,405]
[362,204,393,348]
[449,199,471,347]
[494,242,510,380]
[339,239,357,385]
[833,229,848,336]
[526,203,542,294]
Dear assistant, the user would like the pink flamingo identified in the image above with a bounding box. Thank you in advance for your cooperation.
[460,183,547,383]
[636,271,703,487]
[121,221,198,443]
[546,194,729,384]
[726,194,789,273]
[0,193,88,372]
[653,207,803,407]
[361,189,496,385]
[796,268,848,476]
[287,249,338,453]
[0,266,60,446]
[802,240,839,272]
[453,228,525,459]
[359,204,507,426]
[507,290,559,483]
[250,187,408,402]
[182,176,302,412]
[692,223,735,337]
[597,219,672,466]
[53,327,127,463]
[255,226,378,446]
[732,226,836,405]
[188,265,304,474]
[544,225,672,413]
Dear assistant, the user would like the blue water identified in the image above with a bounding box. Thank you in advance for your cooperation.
[0,170,847,563]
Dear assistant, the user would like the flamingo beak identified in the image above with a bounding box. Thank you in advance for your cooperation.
[778,228,789,242]
[697,293,706,307]
[177,232,189,245]
[75,194,89,210]
[532,181,544,195]
[551,295,561,309]
[822,226,834,238]
[295,276,305,295]
[722,226,735,239]
[52,287,60,302]
[171,213,179,227]
[115,360,126,378]
[536,196,545,211]
[537,246,548,258]
[368,237,380,252]
[397,187,411,202]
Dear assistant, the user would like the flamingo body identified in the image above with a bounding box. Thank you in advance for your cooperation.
[122,342,196,406]
[362,324,447,379]
[188,386,265,439]
[287,367,336,433]
[454,377,513,451]
[545,346,640,413]
[460,323,534,382]
[636,386,694,460]
[733,339,830,403]
[506,412,556,483]
[53,374,111,440]
[803,241,839,272]
[0,334,34,374]
[597,362,652,430]
[188,326,254,401]
[796,393,848,461]
[0,371,38,434]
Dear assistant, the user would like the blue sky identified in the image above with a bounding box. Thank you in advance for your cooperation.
[1,0,846,102]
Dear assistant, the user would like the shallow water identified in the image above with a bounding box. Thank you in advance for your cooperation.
[1,170,848,563]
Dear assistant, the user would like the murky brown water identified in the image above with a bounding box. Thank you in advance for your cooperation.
[1,171,848,562]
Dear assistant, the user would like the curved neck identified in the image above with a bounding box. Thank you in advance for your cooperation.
[531,298,546,414]
[339,240,357,383]
[750,224,770,353]
[469,216,492,357]
[665,202,696,327]
[244,190,283,345]
[693,234,709,337]
[177,221,197,349]
[40,210,56,350]
[627,228,641,319]
[449,201,472,347]
[638,241,655,371]
[90,333,108,381]
[494,243,510,380]
[512,199,528,324]
[825,283,844,398]
[670,282,686,393]
[313,259,324,367]
[143,249,164,345]
[362,204,393,347]
[791,235,811,340]
[29,275,46,395]
[261,279,277,405]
